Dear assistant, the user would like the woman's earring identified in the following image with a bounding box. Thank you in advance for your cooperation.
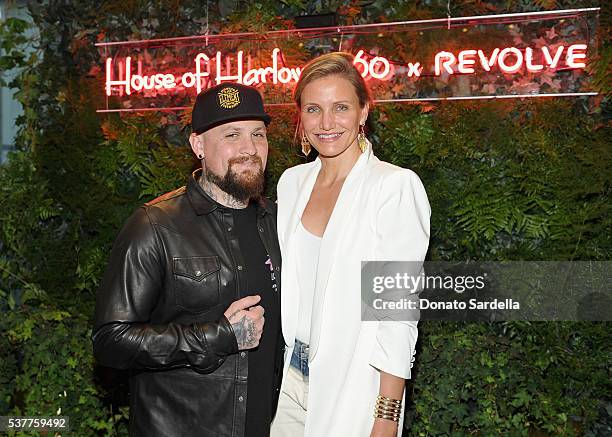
[301,132,311,156]
[358,124,367,153]
[197,154,204,159]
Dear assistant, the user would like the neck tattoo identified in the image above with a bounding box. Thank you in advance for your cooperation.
[199,174,248,209]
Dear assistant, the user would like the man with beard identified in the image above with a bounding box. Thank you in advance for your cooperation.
[93,83,283,437]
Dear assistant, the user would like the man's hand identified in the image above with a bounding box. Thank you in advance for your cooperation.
[224,295,265,350]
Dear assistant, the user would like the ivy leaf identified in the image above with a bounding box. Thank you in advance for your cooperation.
[511,389,531,408]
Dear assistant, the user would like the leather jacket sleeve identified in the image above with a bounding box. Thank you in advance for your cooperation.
[92,207,238,373]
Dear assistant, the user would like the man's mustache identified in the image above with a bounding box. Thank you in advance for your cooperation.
[228,156,263,168]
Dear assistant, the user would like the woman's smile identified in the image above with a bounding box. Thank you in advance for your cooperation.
[315,132,344,141]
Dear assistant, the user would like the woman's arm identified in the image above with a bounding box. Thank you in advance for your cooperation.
[379,370,405,402]
[369,169,431,436]
[370,371,405,437]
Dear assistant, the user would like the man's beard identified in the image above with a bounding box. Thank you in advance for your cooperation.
[205,156,265,202]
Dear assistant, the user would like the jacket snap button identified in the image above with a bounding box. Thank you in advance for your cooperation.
[238,396,244,402]
[195,270,202,277]
[237,265,243,271]
[227,226,232,232]
[240,352,246,358]
[258,227,264,232]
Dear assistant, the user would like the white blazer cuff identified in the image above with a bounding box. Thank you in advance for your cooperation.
[369,321,418,379]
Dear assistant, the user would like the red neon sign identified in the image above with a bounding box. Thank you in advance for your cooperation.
[96,8,599,110]
[434,44,586,75]
[105,44,588,97]
[105,48,396,96]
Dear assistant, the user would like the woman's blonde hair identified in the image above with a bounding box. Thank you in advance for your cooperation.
[293,52,372,109]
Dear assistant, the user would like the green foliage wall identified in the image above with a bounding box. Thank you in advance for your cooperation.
[0,1,610,436]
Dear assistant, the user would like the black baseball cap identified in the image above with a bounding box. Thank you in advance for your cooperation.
[191,83,271,135]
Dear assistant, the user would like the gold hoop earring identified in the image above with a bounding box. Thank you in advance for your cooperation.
[301,132,311,156]
[358,124,367,153]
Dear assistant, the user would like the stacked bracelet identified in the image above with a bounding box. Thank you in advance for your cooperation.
[373,395,402,422]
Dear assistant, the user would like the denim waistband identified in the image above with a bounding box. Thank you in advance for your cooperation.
[290,339,309,378]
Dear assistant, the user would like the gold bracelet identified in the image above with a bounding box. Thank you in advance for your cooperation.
[376,396,402,407]
[374,412,400,418]
[374,409,400,417]
[373,413,400,422]
[376,399,402,407]
[375,403,401,409]
[374,395,402,422]
[374,405,401,413]
[377,395,402,404]
[375,405,401,411]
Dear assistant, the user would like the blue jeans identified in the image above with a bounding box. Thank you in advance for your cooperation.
[290,339,309,379]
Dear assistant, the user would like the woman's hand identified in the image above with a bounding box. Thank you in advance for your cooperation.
[370,417,398,437]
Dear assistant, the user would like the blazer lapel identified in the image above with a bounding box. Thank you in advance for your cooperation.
[309,144,374,362]
[281,160,321,348]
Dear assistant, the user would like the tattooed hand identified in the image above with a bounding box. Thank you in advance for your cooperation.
[224,295,265,350]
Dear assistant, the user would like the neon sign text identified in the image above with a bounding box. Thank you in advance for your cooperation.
[106,48,304,96]
[105,47,399,96]
[105,44,589,96]
[434,44,587,75]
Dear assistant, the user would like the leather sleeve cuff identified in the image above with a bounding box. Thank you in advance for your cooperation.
[201,316,239,356]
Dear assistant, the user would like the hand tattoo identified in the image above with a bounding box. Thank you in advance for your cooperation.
[229,313,259,350]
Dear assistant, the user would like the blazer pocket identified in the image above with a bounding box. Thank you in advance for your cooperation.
[173,256,221,313]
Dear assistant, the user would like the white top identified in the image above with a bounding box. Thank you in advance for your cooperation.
[295,220,322,345]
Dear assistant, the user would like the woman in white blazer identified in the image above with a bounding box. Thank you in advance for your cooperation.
[270,52,431,437]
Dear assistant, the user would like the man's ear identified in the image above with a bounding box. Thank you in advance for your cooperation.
[189,132,205,159]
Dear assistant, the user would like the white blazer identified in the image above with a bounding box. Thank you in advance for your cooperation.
[275,141,431,436]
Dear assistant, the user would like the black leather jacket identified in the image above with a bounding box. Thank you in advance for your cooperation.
[92,170,283,437]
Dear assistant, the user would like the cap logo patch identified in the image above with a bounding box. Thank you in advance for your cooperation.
[218,87,241,109]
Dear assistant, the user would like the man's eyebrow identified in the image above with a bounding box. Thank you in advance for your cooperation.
[220,125,243,132]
